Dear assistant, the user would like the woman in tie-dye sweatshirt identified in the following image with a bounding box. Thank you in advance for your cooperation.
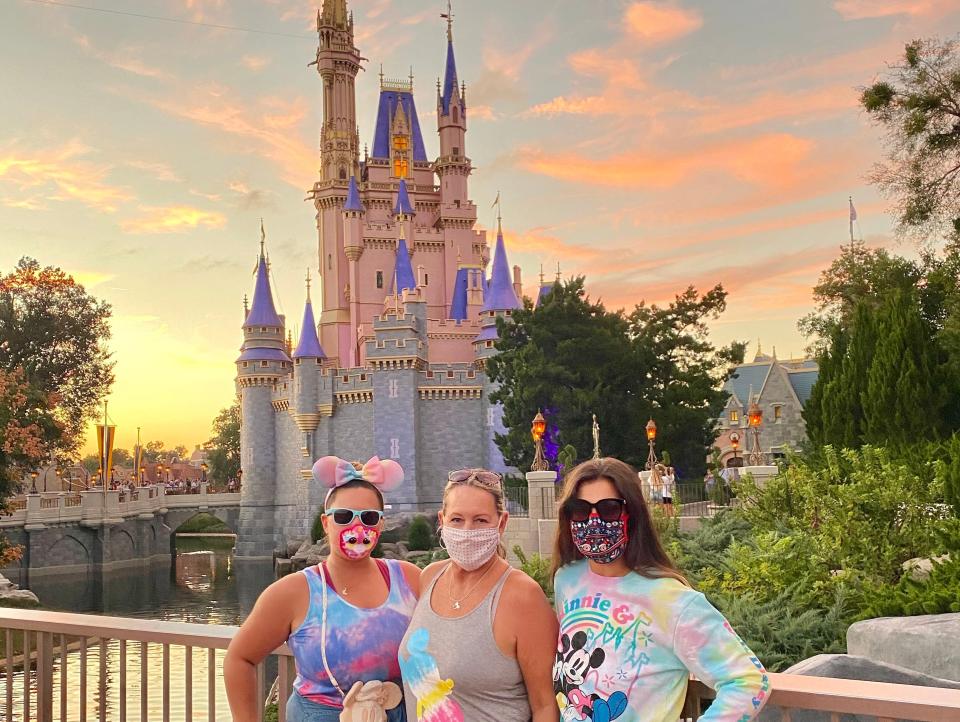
[551,458,770,722]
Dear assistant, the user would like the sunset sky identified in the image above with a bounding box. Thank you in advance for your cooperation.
[2,0,957,456]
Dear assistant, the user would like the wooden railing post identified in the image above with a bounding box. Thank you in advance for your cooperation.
[36,630,54,721]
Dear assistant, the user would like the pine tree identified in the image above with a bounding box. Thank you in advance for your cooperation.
[803,326,847,448]
[863,290,944,446]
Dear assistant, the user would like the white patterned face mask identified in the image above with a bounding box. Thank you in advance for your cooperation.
[440,525,501,571]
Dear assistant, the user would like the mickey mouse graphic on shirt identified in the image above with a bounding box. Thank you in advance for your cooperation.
[554,631,628,722]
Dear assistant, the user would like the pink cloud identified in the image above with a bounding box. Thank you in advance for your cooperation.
[121,205,227,234]
[0,140,131,213]
[241,55,271,72]
[832,0,951,20]
[518,133,815,190]
[624,2,703,45]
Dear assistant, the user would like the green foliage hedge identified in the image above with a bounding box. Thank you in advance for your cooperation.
[407,516,434,551]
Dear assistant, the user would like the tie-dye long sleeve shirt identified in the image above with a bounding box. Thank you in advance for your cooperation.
[553,560,769,722]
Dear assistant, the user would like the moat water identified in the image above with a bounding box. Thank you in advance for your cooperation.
[5,537,276,721]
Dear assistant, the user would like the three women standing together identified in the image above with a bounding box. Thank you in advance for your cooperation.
[226,456,769,722]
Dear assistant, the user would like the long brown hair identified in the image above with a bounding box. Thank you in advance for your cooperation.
[552,457,687,584]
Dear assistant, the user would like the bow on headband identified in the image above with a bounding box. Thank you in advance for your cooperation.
[312,455,404,496]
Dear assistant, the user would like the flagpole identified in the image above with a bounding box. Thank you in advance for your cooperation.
[102,400,108,498]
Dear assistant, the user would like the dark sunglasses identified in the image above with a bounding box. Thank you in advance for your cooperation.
[325,508,383,526]
[564,498,626,523]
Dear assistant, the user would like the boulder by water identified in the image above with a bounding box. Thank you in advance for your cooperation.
[847,613,960,683]
[0,573,39,607]
[758,653,960,722]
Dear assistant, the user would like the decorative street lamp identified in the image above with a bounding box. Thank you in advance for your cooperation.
[531,410,550,472]
[139,466,146,486]
[645,419,657,470]
[748,400,764,466]
[30,471,38,495]
[201,462,208,483]
[729,431,741,466]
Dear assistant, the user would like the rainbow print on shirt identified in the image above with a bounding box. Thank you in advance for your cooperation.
[399,627,464,722]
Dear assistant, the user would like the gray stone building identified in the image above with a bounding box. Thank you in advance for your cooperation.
[714,351,819,466]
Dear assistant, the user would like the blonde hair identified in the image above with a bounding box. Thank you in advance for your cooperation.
[440,470,507,558]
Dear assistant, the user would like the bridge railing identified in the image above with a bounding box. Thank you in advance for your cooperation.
[0,485,241,529]
[1,608,959,722]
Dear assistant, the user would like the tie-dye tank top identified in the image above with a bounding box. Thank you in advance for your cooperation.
[287,559,417,708]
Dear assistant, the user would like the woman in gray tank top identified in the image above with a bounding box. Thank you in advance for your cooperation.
[398,469,559,722]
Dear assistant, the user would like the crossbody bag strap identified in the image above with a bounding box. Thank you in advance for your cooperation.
[318,563,347,699]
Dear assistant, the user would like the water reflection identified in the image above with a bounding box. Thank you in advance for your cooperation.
[1,537,276,721]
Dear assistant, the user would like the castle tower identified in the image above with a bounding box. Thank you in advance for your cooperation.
[236,234,291,559]
[475,215,521,473]
[343,175,364,366]
[314,0,361,182]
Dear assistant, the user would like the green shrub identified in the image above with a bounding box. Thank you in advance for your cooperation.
[407,516,434,551]
[311,510,326,543]
[513,545,553,600]
[263,703,278,722]
[0,596,40,609]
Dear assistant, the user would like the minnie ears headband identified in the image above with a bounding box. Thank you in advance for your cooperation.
[312,455,404,504]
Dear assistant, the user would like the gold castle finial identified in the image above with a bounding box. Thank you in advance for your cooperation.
[441,0,454,41]
[305,268,312,301]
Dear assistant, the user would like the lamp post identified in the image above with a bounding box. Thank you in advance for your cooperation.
[531,410,549,472]
[139,466,146,486]
[30,472,38,495]
[729,432,741,467]
[645,419,657,470]
[747,401,764,466]
[201,462,208,483]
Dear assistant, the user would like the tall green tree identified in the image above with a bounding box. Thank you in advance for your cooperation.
[207,399,240,482]
[862,290,944,446]
[488,278,742,478]
[861,37,960,240]
[823,302,877,449]
[803,325,847,449]
[0,258,113,458]
[488,278,634,471]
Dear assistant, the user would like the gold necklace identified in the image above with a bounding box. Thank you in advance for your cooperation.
[445,559,498,610]
[323,562,349,596]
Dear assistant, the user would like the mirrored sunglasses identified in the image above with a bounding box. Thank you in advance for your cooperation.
[447,468,503,489]
[324,508,383,526]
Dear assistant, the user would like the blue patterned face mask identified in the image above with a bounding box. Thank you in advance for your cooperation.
[570,514,628,564]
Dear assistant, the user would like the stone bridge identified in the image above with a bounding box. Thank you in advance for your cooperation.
[0,484,240,586]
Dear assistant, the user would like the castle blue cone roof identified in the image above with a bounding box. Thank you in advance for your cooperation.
[441,36,460,116]
[482,229,520,312]
[449,267,469,321]
[293,300,325,359]
[393,179,415,216]
[244,251,283,328]
[344,175,364,212]
[391,236,416,294]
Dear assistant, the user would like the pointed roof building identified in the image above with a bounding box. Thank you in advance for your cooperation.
[293,274,325,359]
[393,179,415,216]
[440,9,462,116]
[244,242,283,328]
[391,225,417,294]
[344,175,364,212]
[482,221,520,313]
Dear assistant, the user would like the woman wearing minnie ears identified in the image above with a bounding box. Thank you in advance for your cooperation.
[225,456,420,722]
[552,458,769,722]
[398,469,559,722]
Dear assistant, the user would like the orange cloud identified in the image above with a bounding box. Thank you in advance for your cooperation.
[833,0,950,19]
[148,86,315,188]
[518,133,814,189]
[126,161,181,183]
[74,34,170,80]
[624,2,703,45]
[0,140,131,212]
[121,206,227,234]
[695,85,857,134]
[242,55,271,72]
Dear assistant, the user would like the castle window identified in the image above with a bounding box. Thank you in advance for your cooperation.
[338,167,347,180]
[424,273,429,286]
[261,361,268,368]
[343,375,349,383]
[243,362,249,368]
[328,254,332,270]
[393,157,409,178]
[485,341,493,348]
[447,370,455,379]
[426,371,434,379]
[467,370,475,379]
[730,410,739,424]
[452,107,459,124]
[454,200,460,208]
[376,271,384,289]
[393,135,409,151]
[453,146,460,156]
[774,405,783,422]
[360,374,367,382]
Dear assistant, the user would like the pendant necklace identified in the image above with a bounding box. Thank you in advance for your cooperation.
[446,559,497,610]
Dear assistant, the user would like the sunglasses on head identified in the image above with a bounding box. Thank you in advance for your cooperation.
[324,508,383,527]
[447,468,503,489]
[564,498,626,523]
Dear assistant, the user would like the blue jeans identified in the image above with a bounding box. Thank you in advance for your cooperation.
[286,692,407,722]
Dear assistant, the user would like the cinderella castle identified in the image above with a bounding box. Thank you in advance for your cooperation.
[235,0,544,558]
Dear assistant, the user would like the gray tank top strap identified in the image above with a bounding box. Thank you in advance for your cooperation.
[488,566,514,625]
